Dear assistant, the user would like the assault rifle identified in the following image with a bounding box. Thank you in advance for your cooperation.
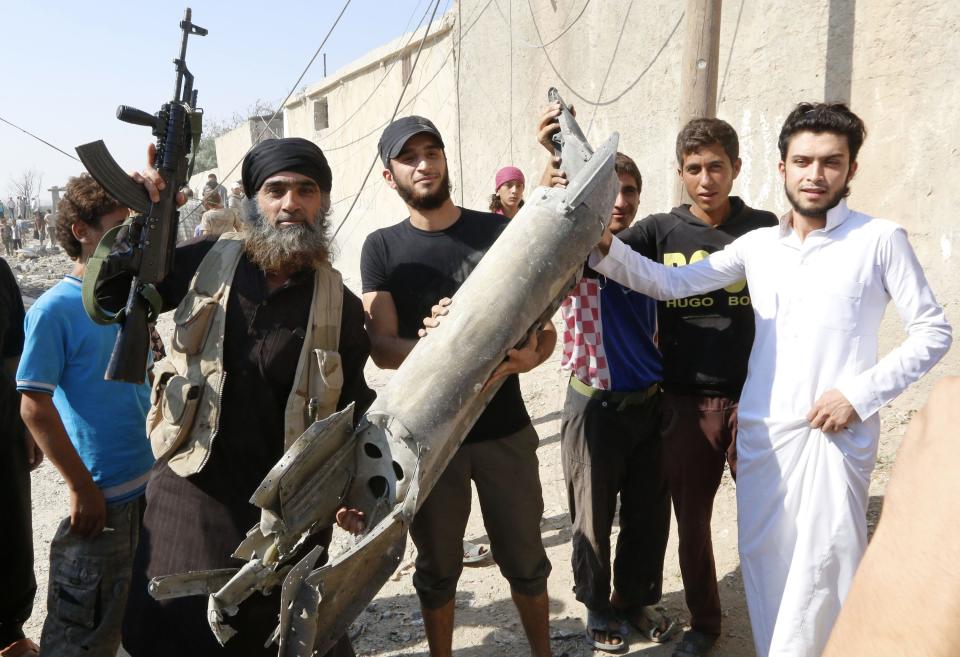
[78,8,206,383]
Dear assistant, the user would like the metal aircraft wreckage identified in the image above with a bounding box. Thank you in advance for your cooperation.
[147,89,620,656]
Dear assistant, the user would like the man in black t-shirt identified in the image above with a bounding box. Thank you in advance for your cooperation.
[0,257,43,656]
[360,116,556,657]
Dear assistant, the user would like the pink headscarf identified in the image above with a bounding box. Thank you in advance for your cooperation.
[495,166,525,191]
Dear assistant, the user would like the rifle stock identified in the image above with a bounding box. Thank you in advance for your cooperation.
[78,8,206,384]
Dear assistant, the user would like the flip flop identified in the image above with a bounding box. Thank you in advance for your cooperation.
[622,605,679,643]
[585,609,628,653]
[462,541,490,564]
[0,638,40,657]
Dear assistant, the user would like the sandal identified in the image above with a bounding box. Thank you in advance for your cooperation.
[671,630,718,657]
[0,638,40,657]
[622,605,679,643]
[585,609,628,653]
[462,541,490,564]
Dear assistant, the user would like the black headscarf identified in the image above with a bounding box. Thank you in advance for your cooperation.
[241,137,332,198]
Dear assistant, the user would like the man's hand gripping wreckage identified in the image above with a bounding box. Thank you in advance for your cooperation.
[139,81,615,653]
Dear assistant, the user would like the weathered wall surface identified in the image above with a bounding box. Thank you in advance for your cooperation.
[282,0,957,373]
[283,14,457,288]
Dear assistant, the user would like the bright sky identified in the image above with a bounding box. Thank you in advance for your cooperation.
[0,0,449,207]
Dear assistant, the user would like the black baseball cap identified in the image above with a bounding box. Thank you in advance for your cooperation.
[378,116,444,167]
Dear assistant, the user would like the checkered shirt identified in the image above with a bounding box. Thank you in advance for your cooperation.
[559,277,611,390]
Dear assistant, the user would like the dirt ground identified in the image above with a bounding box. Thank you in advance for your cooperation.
[13,245,955,657]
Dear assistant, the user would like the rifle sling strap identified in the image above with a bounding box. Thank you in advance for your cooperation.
[81,218,163,326]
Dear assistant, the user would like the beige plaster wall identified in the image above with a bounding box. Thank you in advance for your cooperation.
[277,0,957,375]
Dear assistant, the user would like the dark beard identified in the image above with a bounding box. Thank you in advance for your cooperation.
[243,206,330,273]
[784,182,848,219]
[395,169,452,211]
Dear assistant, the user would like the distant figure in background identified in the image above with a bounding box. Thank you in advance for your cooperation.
[44,211,57,248]
[228,181,245,214]
[11,217,22,251]
[489,166,525,219]
[177,187,203,242]
[33,211,44,244]
[200,173,227,208]
[2,220,13,256]
[197,191,239,237]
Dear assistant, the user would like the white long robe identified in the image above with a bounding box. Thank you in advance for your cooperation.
[590,200,952,656]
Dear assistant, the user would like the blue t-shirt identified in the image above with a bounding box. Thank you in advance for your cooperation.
[16,276,154,504]
[600,277,662,391]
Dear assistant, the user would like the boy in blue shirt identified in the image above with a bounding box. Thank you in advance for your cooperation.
[17,173,154,657]
[552,150,675,652]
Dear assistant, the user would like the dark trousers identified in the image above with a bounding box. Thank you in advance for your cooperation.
[560,384,670,613]
[0,426,35,647]
[661,391,738,636]
[411,424,550,609]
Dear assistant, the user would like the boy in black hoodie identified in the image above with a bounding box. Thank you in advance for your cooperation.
[620,119,776,657]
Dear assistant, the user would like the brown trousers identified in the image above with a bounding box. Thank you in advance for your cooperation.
[560,384,670,613]
[410,424,551,609]
[660,391,738,636]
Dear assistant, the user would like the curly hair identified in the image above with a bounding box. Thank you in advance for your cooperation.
[778,102,866,161]
[57,173,123,260]
[675,118,739,167]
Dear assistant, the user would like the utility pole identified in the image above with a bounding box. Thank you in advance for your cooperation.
[675,0,723,203]
[48,185,65,216]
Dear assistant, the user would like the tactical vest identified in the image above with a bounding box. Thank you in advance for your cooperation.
[146,232,344,477]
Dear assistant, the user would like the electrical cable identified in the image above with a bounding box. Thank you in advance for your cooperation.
[492,0,591,50]
[330,0,444,241]
[529,2,683,107]
[322,0,494,154]
[0,114,80,162]
[717,0,746,109]
[214,0,353,189]
[585,0,634,137]
[318,0,435,142]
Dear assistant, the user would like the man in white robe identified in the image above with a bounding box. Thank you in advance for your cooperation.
[588,102,952,657]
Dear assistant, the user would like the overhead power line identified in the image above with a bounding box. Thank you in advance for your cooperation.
[215,0,353,187]
[492,0,592,50]
[586,0,634,137]
[0,114,80,162]
[331,0,444,241]
[319,0,436,142]
[322,0,494,154]
[529,2,684,107]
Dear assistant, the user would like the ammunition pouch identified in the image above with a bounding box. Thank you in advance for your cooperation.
[147,360,203,460]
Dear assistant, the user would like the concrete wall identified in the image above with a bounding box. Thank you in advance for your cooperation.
[278,0,957,374]
[282,13,457,288]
